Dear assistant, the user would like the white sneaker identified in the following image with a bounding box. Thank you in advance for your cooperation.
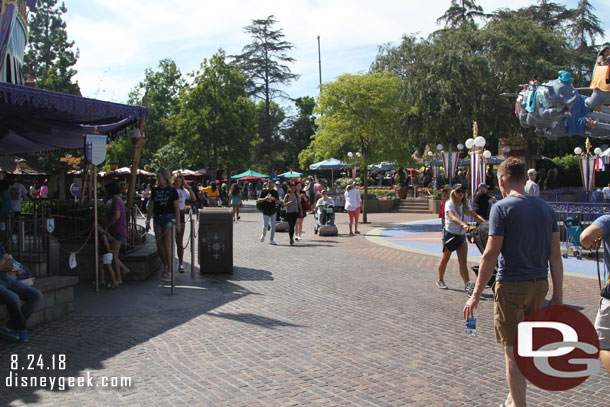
[260,234,265,242]
[436,280,448,289]
[270,241,277,245]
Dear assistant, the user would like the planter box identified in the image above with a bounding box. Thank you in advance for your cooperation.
[364,198,397,213]
[430,199,441,214]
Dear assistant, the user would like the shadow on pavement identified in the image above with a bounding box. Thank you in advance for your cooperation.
[0,266,282,405]
[208,312,305,329]
[203,266,274,282]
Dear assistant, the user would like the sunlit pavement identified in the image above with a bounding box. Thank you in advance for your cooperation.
[0,202,605,406]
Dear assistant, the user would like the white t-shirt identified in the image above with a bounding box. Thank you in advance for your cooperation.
[524,180,540,197]
[603,187,610,199]
[9,183,28,212]
[444,200,466,235]
[176,188,190,210]
[344,188,362,211]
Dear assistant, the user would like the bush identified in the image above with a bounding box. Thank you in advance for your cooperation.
[544,168,559,190]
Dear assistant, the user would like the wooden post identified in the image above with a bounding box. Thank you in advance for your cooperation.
[126,95,148,212]
[80,161,90,203]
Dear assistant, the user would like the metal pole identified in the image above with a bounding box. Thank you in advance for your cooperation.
[317,36,322,87]
[190,208,195,278]
[170,219,176,295]
[94,165,100,292]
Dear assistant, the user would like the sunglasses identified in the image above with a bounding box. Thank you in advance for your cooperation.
[455,189,465,194]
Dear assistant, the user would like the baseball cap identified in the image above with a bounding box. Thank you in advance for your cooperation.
[477,183,489,189]
[528,168,537,175]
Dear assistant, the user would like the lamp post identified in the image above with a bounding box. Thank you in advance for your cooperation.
[347,151,360,180]
[463,121,489,197]
[574,138,602,198]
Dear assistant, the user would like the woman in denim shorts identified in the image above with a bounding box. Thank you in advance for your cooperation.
[104,182,130,285]
[146,169,180,282]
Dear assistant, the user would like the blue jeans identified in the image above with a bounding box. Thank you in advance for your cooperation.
[0,274,43,331]
[262,213,276,242]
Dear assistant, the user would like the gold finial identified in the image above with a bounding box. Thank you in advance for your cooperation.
[473,121,478,138]
[586,137,592,155]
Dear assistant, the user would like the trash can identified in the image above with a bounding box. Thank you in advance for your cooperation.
[198,208,233,273]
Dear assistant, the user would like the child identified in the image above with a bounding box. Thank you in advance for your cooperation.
[99,226,119,289]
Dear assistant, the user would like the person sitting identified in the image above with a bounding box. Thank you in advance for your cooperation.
[0,242,42,342]
[316,190,335,226]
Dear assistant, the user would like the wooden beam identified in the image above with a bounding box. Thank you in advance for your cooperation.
[126,94,149,211]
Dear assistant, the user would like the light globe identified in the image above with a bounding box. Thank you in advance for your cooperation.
[457,143,464,151]
[436,144,443,151]
[483,150,492,159]
[594,147,603,156]
[465,138,475,149]
[474,136,486,148]
[574,147,583,155]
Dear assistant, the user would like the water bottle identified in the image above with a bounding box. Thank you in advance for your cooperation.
[465,316,477,337]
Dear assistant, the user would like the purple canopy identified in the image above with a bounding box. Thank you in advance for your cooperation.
[0,82,148,155]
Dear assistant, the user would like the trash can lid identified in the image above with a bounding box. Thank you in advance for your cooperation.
[199,207,233,220]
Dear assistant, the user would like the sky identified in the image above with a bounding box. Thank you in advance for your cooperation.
[60,0,610,109]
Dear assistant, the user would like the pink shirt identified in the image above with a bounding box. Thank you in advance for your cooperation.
[313,183,323,194]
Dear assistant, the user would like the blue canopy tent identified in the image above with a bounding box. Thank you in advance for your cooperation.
[279,170,302,178]
[309,158,347,185]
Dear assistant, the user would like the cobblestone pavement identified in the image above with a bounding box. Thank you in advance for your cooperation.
[0,203,606,406]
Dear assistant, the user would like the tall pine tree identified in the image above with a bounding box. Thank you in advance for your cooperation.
[568,0,605,86]
[24,0,79,95]
[232,15,297,164]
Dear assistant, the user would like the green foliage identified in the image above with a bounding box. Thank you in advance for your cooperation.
[551,154,581,187]
[301,72,416,170]
[108,58,187,168]
[436,0,488,28]
[396,168,406,187]
[24,0,79,89]
[232,15,297,163]
[282,97,317,170]
[168,50,259,176]
[147,141,187,172]
[371,18,573,156]
[544,168,559,190]
[537,167,548,190]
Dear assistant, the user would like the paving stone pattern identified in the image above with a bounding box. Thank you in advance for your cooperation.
[0,204,606,406]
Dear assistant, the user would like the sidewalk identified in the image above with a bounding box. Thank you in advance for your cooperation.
[0,202,605,406]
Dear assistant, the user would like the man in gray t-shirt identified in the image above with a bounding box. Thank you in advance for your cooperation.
[464,158,563,407]
[580,215,610,373]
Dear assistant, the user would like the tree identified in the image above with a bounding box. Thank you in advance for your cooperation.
[107,58,185,168]
[147,141,187,172]
[436,0,488,28]
[568,0,605,86]
[282,97,317,170]
[232,15,298,161]
[253,100,287,173]
[24,0,79,91]
[169,50,259,180]
[302,73,416,222]
[371,18,572,157]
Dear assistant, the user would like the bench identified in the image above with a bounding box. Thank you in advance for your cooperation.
[0,276,79,329]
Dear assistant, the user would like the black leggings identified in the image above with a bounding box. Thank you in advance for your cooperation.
[286,212,298,241]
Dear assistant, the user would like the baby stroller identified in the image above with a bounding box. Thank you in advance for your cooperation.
[275,198,289,232]
[563,216,584,260]
[314,202,338,236]
[469,221,498,292]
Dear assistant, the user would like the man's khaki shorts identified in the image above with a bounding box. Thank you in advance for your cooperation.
[595,297,610,350]
[494,279,549,346]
